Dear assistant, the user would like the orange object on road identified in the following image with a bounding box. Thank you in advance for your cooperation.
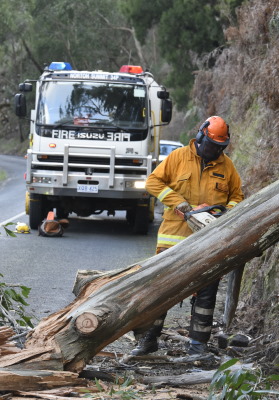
[46,211,55,220]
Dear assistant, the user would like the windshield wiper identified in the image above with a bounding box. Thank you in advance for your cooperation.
[53,119,76,128]
[107,122,147,132]
[38,119,142,132]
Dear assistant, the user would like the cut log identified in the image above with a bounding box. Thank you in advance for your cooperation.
[0,180,278,373]
[0,369,87,391]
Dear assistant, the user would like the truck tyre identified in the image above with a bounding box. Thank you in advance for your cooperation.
[126,209,136,225]
[56,207,69,219]
[29,194,45,229]
[133,203,149,234]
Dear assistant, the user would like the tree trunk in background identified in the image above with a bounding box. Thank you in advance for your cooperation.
[223,264,245,327]
[0,180,278,373]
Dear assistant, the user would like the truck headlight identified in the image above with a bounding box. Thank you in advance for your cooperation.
[125,180,146,189]
[134,181,146,189]
[32,177,52,184]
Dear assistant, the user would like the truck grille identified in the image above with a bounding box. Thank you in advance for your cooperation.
[35,155,145,175]
[38,155,142,166]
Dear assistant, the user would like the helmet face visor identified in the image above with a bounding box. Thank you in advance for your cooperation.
[197,136,228,162]
[206,134,230,148]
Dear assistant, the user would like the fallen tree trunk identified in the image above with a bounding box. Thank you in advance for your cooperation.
[0,180,278,373]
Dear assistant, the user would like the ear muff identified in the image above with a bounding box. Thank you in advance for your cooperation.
[196,121,210,144]
[226,124,230,139]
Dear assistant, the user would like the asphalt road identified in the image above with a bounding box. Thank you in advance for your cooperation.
[0,155,160,322]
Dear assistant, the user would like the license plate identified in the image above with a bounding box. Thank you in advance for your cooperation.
[77,184,99,193]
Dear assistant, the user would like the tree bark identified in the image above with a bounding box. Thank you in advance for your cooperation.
[0,369,87,391]
[0,180,278,373]
[142,362,253,386]
[223,264,245,327]
[21,39,44,73]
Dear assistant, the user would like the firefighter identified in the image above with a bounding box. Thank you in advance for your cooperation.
[131,115,244,356]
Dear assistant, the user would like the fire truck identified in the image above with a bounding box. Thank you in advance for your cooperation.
[15,62,172,233]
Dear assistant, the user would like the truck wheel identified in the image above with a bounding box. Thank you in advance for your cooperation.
[56,207,69,219]
[133,203,149,234]
[126,209,136,225]
[29,194,45,229]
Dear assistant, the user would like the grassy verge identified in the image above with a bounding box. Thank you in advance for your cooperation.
[0,169,7,182]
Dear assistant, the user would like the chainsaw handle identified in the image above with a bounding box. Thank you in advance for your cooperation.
[184,204,227,221]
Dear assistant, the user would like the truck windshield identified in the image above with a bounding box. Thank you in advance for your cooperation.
[37,81,148,129]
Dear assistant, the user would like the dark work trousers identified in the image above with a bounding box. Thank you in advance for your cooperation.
[189,279,220,343]
[133,247,220,343]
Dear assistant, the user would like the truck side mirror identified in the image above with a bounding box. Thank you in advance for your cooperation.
[19,82,33,92]
[14,93,27,117]
[161,99,172,123]
[157,90,169,99]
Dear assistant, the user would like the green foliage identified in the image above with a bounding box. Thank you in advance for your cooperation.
[0,224,33,328]
[0,0,139,116]
[0,0,35,42]
[0,169,7,182]
[158,0,224,108]
[216,0,246,24]
[107,376,143,399]
[269,9,279,36]
[121,0,227,108]
[81,376,146,399]
[0,273,33,328]
[1,222,17,238]
[119,0,247,108]
[208,358,279,399]
[0,0,35,85]
[29,0,135,73]
[119,0,172,44]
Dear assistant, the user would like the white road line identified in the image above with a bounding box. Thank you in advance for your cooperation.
[0,212,26,226]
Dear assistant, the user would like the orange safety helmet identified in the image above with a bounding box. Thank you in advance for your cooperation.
[196,116,230,146]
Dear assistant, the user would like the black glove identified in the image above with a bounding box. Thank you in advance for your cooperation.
[175,201,192,213]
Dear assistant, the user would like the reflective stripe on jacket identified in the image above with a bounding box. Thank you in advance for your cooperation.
[146,139,244,248]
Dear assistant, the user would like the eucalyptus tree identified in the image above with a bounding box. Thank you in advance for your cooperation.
[121,0,245,108]
[30,0,138,72]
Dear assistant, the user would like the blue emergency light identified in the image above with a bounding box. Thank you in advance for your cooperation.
[48,62,73,71]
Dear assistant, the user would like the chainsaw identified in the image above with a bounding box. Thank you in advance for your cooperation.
[175,203,227,232]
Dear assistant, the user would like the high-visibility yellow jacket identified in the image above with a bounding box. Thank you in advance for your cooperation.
[146,139,244,248]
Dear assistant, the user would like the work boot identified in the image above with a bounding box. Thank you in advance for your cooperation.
[131,332,158,356]
[188,340,208,355]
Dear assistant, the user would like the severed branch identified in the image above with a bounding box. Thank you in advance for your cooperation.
[142,362,254,386]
